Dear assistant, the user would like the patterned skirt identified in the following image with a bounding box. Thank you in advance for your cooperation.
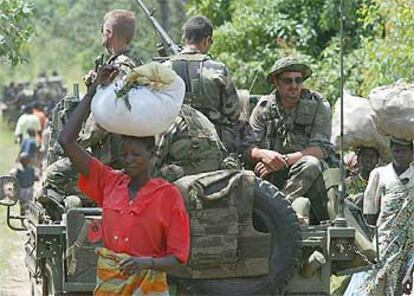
[94,248,169,296]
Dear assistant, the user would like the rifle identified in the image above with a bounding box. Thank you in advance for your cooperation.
[94,54,104,72]
[134,0,180,56]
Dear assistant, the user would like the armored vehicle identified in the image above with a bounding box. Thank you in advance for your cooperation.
[0,159,374,295]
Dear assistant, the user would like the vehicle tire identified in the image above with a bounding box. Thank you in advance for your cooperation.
[176,178,302,295]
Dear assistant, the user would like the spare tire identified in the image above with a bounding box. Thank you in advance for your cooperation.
[175,178,302,295]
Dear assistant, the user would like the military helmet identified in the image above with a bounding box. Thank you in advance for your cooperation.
[266,57,312,83]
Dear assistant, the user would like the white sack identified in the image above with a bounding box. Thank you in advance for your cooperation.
[91,63,185,137]
[331,90,390,161]
[368,82,414,141]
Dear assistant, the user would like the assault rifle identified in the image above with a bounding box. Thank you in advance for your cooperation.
[134,0,180,56]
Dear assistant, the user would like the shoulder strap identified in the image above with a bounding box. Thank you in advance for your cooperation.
[172,58,205,106]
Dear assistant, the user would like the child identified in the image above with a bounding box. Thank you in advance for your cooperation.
[19,128,38,161]
[10,152,38,216]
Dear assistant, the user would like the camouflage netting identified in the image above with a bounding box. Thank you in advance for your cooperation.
[369,82,414,141]
[331,91,391,161]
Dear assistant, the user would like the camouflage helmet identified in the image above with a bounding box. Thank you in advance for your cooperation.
[266,57,312,83]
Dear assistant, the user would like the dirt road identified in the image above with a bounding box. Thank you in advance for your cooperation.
[0,118,31,296]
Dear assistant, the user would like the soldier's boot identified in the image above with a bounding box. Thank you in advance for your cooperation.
[291,197,311,225]
[64,195,83,210]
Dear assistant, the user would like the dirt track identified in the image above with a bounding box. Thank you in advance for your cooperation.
[0,227,30,296]
[0,117,31,296]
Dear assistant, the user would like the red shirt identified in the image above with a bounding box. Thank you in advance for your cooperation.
[78,158,190,263]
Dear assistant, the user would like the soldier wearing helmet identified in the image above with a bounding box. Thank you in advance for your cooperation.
[247,56,334,223]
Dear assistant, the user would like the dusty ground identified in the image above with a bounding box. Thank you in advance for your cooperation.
[0,225,30,296]
[0,116,31,296]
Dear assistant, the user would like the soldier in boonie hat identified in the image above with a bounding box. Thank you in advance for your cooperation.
[266,56,313,83]
[246,55,334,224]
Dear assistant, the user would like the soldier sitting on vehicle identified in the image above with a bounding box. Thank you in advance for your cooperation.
[152,104,238,182]
[246,57,334,224]
[42,9,141,219]
[169,16,241,153]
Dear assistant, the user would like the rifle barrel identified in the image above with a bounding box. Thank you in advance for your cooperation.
[134,0,180,55]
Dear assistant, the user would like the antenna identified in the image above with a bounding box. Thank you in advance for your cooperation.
[333,0,347,227]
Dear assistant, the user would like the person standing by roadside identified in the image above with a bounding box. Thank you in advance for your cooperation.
[10,152,38,216]
[59,65,190,295]
[345,138,414,295]
[14,104,41,144]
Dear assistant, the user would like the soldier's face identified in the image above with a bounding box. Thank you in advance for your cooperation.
[101,21,113,51]
[274,71,304,103]
[391,143,413,168]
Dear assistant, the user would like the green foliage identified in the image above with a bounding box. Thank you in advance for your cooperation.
[0,0,186,89]
[0,0,35,66]
[358,0,414,94]
[186,0,232,26]
[1,0,414,106]
[187,0,376,102]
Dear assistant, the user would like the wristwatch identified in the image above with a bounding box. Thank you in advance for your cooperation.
[282,155,290,168]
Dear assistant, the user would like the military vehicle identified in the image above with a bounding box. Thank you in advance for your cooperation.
[0,146,375,296]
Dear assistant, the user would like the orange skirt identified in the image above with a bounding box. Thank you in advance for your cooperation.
[94,248,169,296]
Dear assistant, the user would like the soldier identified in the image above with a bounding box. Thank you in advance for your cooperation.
[247,57,334,223]
[152,104,231,182]
[44,9,141,208]
[170,16,241,153]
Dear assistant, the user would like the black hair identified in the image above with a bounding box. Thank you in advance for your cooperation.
[182,16,213,44]
[357,146,379,158]
[32,102,43,110]
[121,135,156,152]
[23,104,33,114]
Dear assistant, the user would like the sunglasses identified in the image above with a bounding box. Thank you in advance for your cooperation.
[278,77,304,85]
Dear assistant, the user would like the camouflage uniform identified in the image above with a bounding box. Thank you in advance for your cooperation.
[169,48,241,153]
[152,104,230,182]
[44,50,140,198]
[248,58,334,222]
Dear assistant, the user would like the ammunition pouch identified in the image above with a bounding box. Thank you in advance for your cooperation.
[65,208,103,283]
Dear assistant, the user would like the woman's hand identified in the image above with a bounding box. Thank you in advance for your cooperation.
[118,257,153,275]
[94,64,119,87]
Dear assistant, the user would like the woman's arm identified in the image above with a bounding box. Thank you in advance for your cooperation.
[119,255,181,274]
[58,65,119,177]
[58,87,96,177]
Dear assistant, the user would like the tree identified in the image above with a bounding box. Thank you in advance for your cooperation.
[186,0,377,103]
[0,0,35,66]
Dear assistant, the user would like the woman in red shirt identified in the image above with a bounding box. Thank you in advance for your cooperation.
[59,65,190,295]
